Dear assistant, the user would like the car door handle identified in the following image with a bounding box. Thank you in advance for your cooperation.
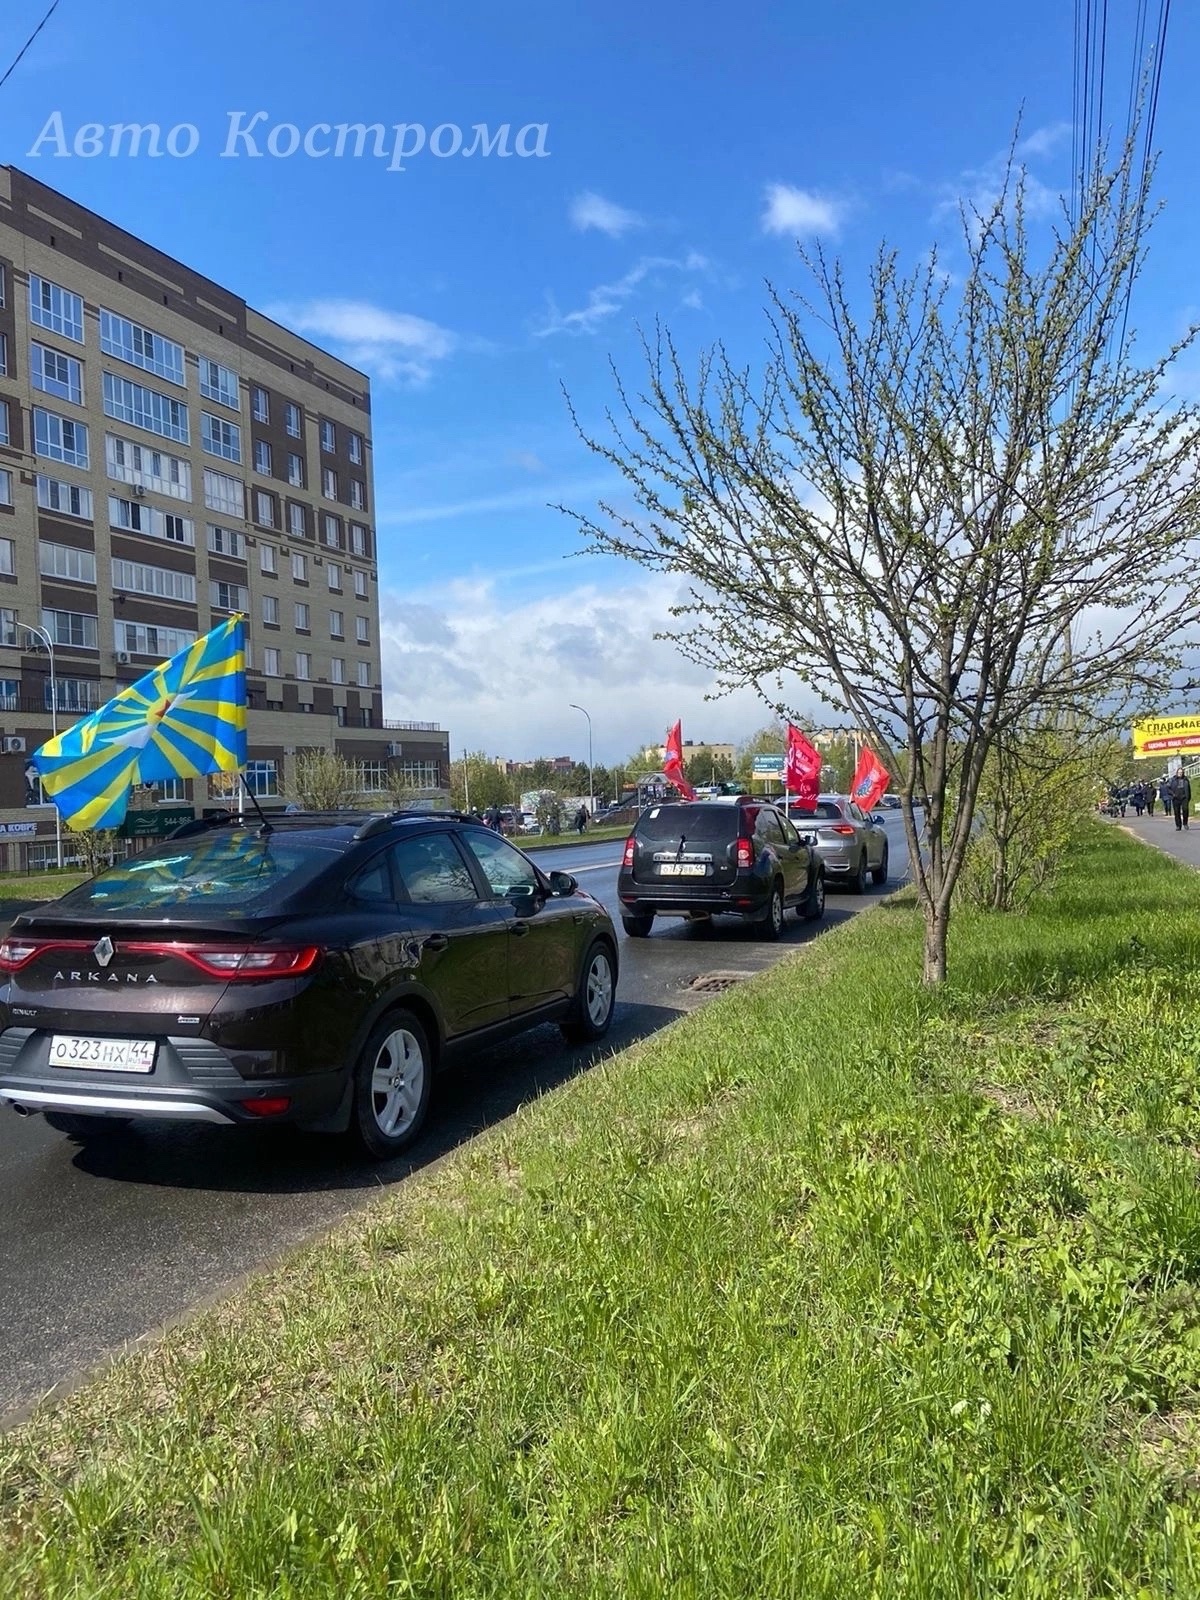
[423,934,449,952]
[509,922,530,937]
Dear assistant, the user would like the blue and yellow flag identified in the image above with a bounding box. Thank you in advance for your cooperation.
[32,617,248,830]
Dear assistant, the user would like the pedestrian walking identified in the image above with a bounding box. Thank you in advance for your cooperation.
[1160,779,1172,816]
[1171,771,1192,832]
[1132,782,1145,817]
[573,804,588,835]
[1147,782,1157,817]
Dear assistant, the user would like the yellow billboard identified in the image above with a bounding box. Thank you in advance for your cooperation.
[1132,715,1200,758]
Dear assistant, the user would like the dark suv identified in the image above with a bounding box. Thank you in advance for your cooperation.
[0,810,618,1158]
[617,797,825,938]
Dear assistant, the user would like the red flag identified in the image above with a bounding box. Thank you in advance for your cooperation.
[851,746,890,812]
[662,719,697,800]
[785,725,822,809]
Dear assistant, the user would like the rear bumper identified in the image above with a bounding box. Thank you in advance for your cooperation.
[0,1026,348,1129]
[617,879,767,917]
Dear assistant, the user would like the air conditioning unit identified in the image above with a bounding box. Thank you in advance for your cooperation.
[3,736,26,754]
[386,742,402,757]
[116,651,131,665]
[132,484,146,497]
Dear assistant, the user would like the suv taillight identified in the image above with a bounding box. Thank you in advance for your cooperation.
[623,837,635,866]
[736,837,754,868]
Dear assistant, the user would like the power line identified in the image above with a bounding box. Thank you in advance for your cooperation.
[0,0,63,96]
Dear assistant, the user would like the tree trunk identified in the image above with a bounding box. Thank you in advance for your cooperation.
[922,901,949,986]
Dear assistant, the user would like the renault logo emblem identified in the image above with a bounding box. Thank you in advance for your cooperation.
[93,936,114,968]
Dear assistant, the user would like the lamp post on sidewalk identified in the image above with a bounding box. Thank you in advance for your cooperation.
[16,622,62,869]
[568,703,594,818]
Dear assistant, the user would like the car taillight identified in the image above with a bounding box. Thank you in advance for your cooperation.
[0,938,47,971]
[830,824,857,836]
[154,945,322,980]
[622,838,635,866]
[736,838,754,868]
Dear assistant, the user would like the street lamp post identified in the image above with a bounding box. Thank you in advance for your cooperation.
[568,703,594,817]
[17,623,62,870]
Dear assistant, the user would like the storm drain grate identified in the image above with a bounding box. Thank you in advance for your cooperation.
[687,971,753,994]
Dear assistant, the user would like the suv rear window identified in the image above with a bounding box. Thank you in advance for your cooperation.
[790,801,843,821]
[56,831,341,915]
[634,804,747,843]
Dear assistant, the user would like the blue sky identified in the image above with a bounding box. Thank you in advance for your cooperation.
[1,0,1198,766]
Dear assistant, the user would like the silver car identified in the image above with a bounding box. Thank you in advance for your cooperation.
[787,793,888,892]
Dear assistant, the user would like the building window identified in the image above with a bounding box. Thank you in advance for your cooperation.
[0,332,6,377]
[329,609,344,638]
[0,469,11,508]
[335,705,347,727]
[0,399,8,446]
[99,310,184,385]
[201,412,242,463]
[206,524,245,559]
[295,652,311,681]
[31,342,84,406]
[348,431,363,465]
[105,434,191,501]
[397,760,441,789]
[353,569,368,599]
[356,761,388,793]
[263,646,281,677]
[327,562,342,591]
[0,265,6,308]
[355,616,370,644]
[150,778,187,802]
[103,373,189,444]
[292,552,307,583]
[116,621,197,658]
[330,657,345,684]
[254,489,276,528]
[244,759,278,798]
[359,707,373,728]
[108,497,194,546]
[322,514,340,549]
[251,387,269,423]
[199,358,239,409]
[320,419,335,452]
[350,523,368,557]
[294,602,310,631]
[0,609,17,646]
[356,661,371,688]
[113,558,196,604]
[41,608,98,649]
[262,594,279,626]
[29,275,84,343]
[33,408,89,470]
[254,439,272,475]
[47,678,101,713]
[287,502,306,538]
[260,543,277,575]
[211,580,247,612]
[39,543,96,585]
[285,402,302,438]
[203,469,244,518]
[0,678,17,711]
[349,479,365,511]
[322,466,338,500]
[286,452,304,487]
[0,539,13,576]
[37,476,92,519]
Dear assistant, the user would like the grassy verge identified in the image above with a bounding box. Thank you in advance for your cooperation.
[4,823,1200,1595]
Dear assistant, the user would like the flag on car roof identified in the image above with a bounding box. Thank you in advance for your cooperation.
[662,719,697,800]
[32,617,247,831]
[851,745,891,813]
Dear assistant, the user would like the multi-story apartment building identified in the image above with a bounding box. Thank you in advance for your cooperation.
[0,167,448,867]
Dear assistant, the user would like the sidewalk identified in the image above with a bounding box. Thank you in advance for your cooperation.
[1112,806,1200,870]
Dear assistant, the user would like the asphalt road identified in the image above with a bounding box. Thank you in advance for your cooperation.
[0,814,912,1424]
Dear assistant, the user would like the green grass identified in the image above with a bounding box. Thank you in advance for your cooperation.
[5,823,1200,1595]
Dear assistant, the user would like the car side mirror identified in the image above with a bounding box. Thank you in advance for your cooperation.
[799,831,817,847]
[548,870,577,897]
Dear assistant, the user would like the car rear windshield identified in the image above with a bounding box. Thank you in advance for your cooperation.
[634,805,743,843]
[790,801,844,821]
[54,830,342,915]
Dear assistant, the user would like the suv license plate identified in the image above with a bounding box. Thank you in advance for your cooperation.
[49,1035,157,1073]
[658,863,707,876]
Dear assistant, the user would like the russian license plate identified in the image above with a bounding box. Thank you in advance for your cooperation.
[658,863,708,876]
[49,1035,157,1073]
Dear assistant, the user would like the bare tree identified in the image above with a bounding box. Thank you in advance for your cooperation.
[565,138,1200,982]
[288,750,362,811]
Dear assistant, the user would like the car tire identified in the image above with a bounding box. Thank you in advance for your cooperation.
[561,940,616,1043]
[350,1009,433,1159]
[43,1111,131,1138]
[852,852,868,894]
[802,869,826,922]
[621,912,654,938]
[756,881,785,940]
[872,844,889,887]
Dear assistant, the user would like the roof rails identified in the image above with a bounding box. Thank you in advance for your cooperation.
[352,808,479,841]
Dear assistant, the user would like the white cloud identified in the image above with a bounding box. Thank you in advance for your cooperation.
[569,191,644,237]
[265,298,458,385]
[376,475,616,529]
[680,289,704,311]
[536,252,709,337]
[379,569,807,764]
[761,184,847,239]
[1017,122,1072,160]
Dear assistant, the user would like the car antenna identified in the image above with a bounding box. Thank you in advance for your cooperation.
[239,771,274,835]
